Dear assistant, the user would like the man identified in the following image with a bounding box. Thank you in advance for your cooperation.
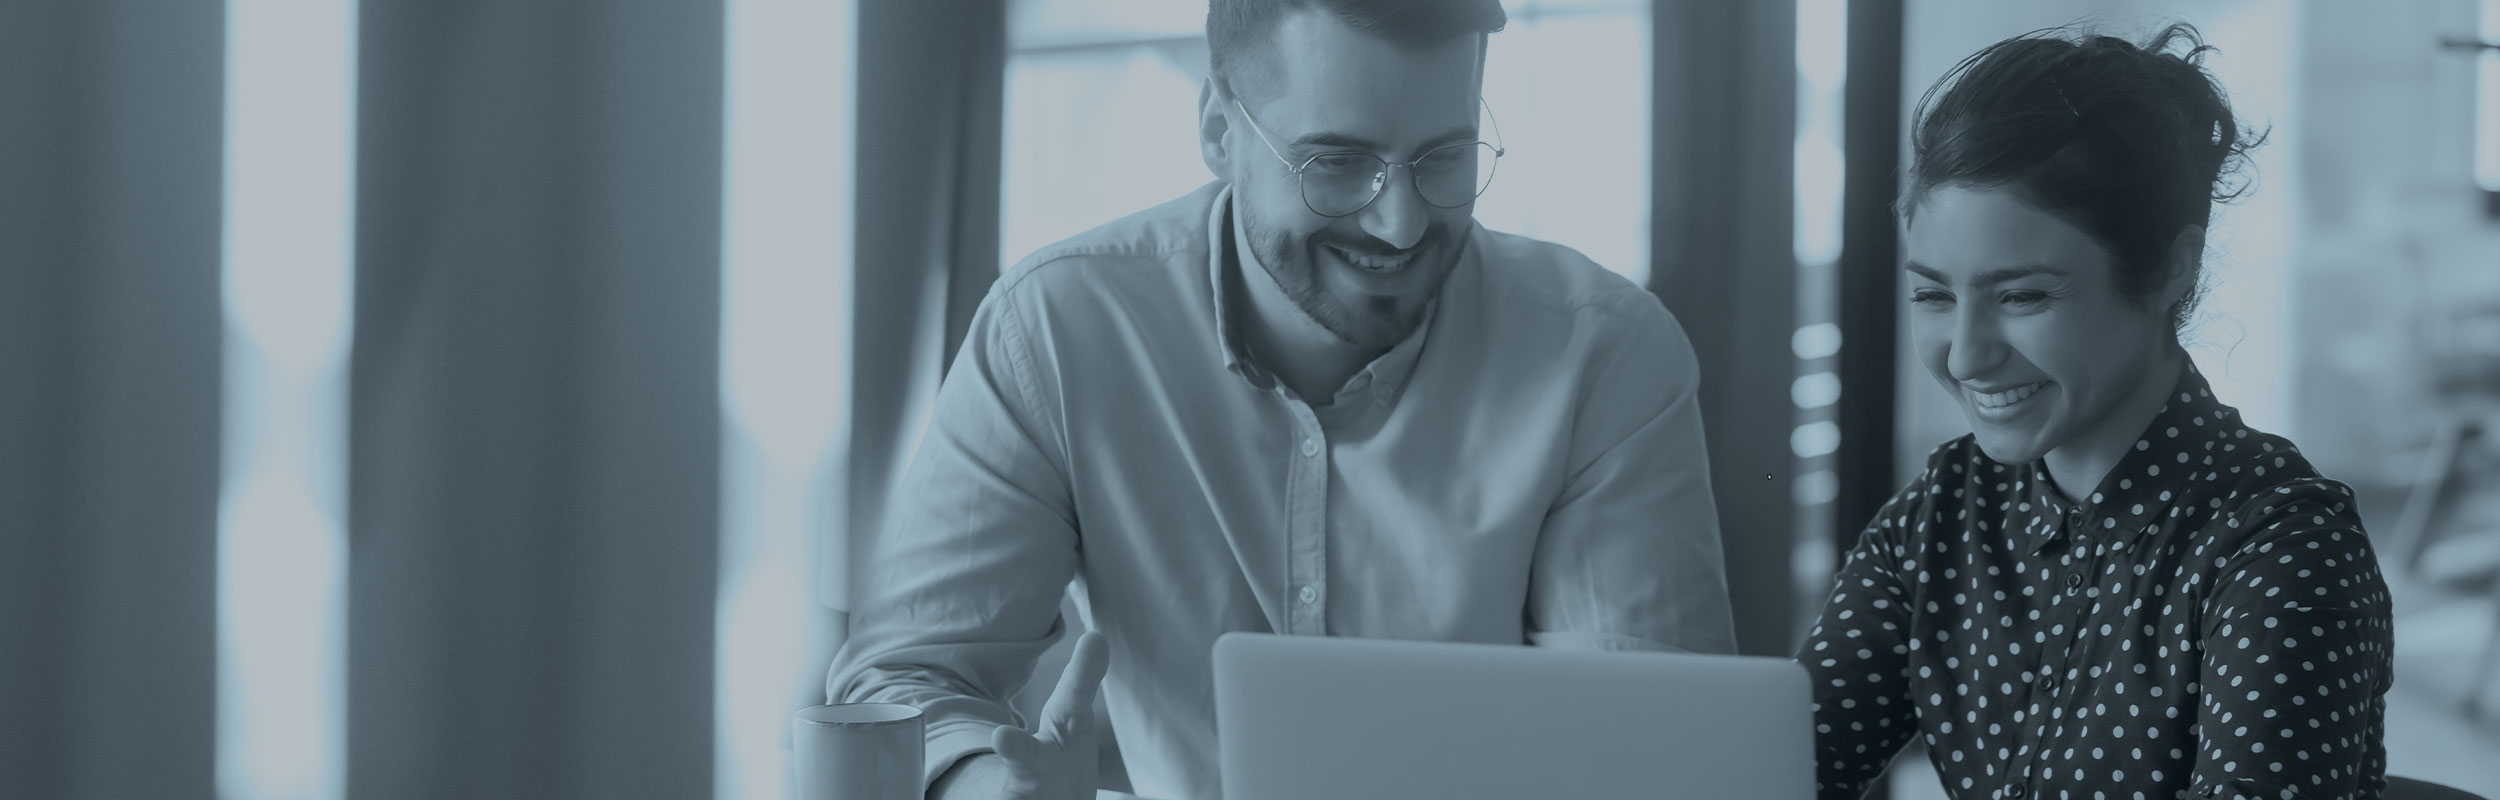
[826,2,1736,798]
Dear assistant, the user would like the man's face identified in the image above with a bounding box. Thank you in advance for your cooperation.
[1222,10,1486,351]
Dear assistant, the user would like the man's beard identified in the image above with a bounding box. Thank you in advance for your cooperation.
[1246,221,1462,352]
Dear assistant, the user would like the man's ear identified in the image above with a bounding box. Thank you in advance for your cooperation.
[2159,223,2206,317]
[1199,78,1232,180]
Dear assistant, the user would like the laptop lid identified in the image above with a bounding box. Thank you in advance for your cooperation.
[1213,632,1814,800]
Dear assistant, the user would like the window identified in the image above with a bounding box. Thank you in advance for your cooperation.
[1002,0,1653,284]
[217,2,355,799]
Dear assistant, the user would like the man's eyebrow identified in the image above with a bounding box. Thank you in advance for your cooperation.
[1287,125,1478,156]
[1287,132,1380,150]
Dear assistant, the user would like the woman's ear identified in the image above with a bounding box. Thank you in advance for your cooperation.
[2160,224,2206,315]
[1199,79,1232,179]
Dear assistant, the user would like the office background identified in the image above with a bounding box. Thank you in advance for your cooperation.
[3,0,2496,798]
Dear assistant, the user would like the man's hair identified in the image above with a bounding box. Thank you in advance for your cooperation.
[1207,0,1506,100]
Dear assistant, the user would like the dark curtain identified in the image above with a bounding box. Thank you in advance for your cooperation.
[836,0,1010,617]
[346,3,726,798]
[0,2,227,798]
[836,0,1129,786]
[1650,0,1802,657]
[1834,0,1906,615]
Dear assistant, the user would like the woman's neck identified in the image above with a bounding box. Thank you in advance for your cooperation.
[2041,342,2189,504]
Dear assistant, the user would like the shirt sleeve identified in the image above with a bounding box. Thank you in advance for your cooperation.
[2187,485,2394,799]
[823,286,1082,793]
[1524,296,1737,655]
[1800,475,1927,800]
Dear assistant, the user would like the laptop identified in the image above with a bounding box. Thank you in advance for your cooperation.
[1212,632,1814,800]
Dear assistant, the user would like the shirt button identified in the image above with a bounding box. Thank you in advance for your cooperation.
[2005,785,2026,799]
[1300,439,1319,458]
[2065,573,2085,595]
[1297,585,1318,605]
[2036,674,2057,692]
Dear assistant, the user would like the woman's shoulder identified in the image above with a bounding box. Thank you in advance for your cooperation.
[2181,461,2389,632]
[2206,472,2369,560]
[2169,422,2366,542]
[2154,423,2381,601]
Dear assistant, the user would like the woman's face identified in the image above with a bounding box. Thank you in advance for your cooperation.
[1902,185,2182,468]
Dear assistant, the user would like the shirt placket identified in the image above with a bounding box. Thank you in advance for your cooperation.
[1282,400,1329,635]
[2017,504,2100,798]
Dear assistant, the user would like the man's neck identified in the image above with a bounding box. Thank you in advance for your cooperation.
[1231,214,1380,405]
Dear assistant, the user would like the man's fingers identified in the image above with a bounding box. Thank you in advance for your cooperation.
[992,725,1042,767]
[1038,631,1111,740]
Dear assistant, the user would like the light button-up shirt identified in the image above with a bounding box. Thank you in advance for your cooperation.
[827,182,1734,800]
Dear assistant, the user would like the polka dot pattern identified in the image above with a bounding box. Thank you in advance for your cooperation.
[1799,366,2395,800]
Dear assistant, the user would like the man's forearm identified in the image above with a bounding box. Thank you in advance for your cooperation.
[928,752,1009,800]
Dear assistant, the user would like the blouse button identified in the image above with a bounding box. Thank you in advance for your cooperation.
[2064,573,2085,595]
[2036,673,2057,692]
[2006,785,2027,799]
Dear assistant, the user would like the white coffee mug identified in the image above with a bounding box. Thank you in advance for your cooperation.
[793,702,924,800]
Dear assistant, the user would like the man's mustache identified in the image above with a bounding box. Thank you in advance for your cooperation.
[1308,227,1450,260]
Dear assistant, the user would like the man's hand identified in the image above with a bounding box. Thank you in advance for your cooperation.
[928,631,1110,800]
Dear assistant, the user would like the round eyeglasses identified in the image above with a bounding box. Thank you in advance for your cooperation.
[1231,95,1506,218]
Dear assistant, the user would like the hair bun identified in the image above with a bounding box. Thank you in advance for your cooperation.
[1901,21,2266,335]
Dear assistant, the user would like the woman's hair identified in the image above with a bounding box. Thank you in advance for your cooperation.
[1902,22,2267,333]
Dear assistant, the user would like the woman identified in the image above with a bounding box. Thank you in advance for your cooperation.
[1801,24,2394,800]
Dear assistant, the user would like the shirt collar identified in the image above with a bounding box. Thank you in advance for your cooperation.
[1205,184,1448,410]
[1207,186,1262,385]
[2021,359,2234,553]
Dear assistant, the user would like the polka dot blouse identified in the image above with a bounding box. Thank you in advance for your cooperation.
[1800,364,2395,800]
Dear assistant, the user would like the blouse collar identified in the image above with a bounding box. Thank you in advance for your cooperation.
[2016,360,2240,554]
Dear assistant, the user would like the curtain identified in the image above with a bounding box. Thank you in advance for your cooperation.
[0,2,227,798]
[1649,0,1801,656]
[835,0,1010,618]
[344,2,726,797]
[2,1,1011,797]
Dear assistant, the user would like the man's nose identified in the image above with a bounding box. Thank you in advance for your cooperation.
[1356,170,1428,250]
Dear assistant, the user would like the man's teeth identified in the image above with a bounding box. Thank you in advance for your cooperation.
[1974,382,2045,409]
[1336,247,1409,271]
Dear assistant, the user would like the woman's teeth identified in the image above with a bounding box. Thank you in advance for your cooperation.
[1972,381,2046,409]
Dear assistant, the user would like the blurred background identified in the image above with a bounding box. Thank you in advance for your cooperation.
[1,0,2494,798]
